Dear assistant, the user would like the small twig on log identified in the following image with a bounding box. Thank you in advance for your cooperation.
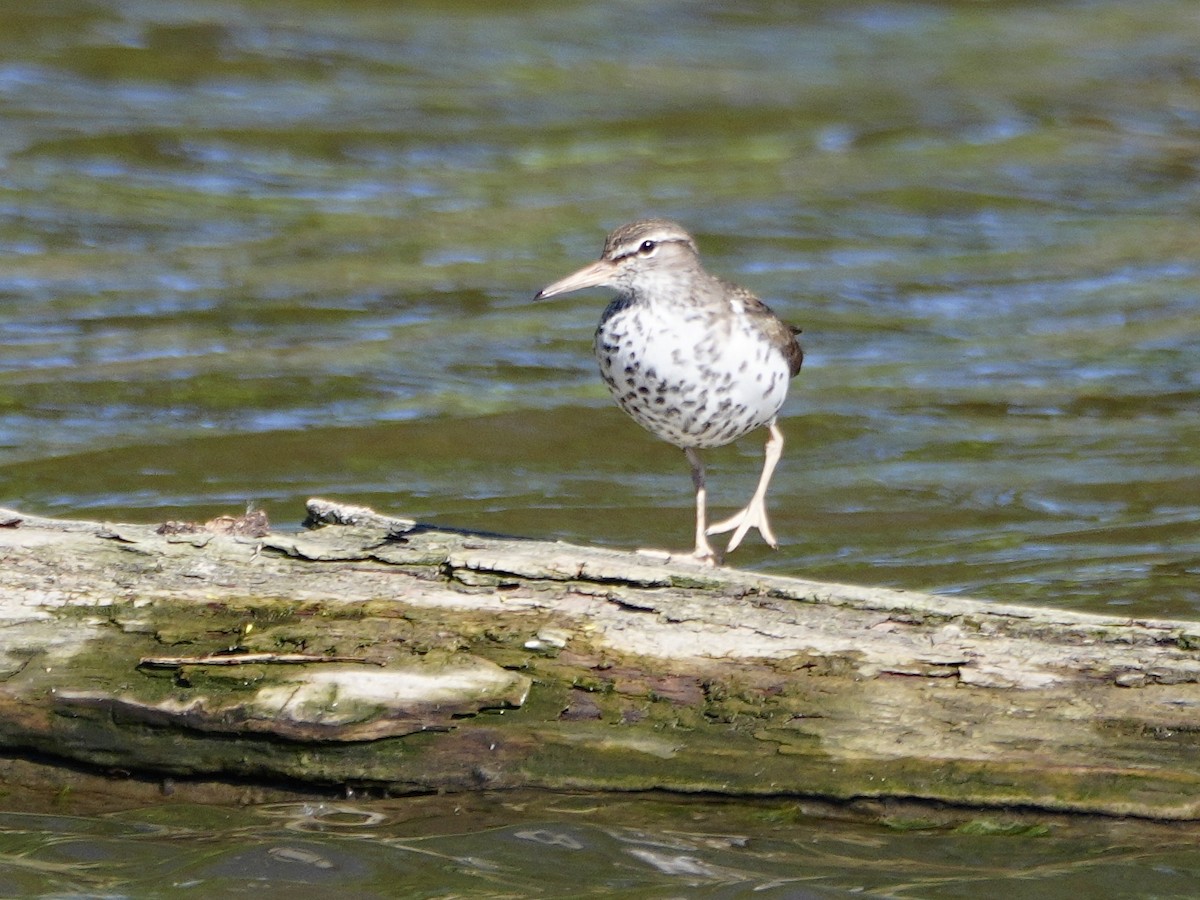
[138,652,382,669]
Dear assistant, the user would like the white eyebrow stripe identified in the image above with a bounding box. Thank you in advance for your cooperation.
[614,234,689,259]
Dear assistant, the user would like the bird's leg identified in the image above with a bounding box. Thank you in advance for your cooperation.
[685,447,720,565]
[706,419,784,554]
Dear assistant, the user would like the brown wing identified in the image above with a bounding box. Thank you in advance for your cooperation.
[782,323,804,377]
[724,281,804,378]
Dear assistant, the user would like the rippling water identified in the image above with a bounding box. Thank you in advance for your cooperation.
[2,0,1197,614]
[3,793,1200,898]
[1,0,1199,890]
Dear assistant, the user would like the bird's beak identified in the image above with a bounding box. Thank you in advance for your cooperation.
[534,259,616,300]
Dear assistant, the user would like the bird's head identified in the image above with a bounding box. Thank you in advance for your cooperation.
[534,219,701,300]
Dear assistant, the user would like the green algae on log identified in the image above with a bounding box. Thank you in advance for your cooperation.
[2,500,1200,820]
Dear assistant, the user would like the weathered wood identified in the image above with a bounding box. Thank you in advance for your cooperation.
[2,499,1200,820]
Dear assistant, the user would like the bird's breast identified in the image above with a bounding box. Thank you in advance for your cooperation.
[593,300,791,449]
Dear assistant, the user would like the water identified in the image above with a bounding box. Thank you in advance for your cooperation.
[4,792,1200,898]
[1,0,1197,614]
[1,0,1199,893]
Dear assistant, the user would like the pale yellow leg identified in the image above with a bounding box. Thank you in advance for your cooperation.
[685,447,719,565]
[706,420,783,554]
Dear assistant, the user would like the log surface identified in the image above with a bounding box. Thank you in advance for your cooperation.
[2,500,1199,819]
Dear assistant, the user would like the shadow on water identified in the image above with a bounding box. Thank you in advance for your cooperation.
[4,785,1200,898]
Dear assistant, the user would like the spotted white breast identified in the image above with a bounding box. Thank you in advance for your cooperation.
[594,295,792,450]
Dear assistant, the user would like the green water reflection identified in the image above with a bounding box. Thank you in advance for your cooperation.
[3,793,1200,898]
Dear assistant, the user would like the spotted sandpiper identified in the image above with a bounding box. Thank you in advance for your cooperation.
[535,219,803,564]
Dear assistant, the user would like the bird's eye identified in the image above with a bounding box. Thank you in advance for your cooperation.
[638,240,657,255]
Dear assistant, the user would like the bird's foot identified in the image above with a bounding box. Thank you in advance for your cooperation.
[706,497,778,554]
[690,533,722,567]
[635,546,721,567]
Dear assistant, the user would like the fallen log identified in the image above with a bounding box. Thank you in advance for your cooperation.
[2,499,1199,820]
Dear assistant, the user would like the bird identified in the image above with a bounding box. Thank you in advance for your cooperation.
[534,218,803,564]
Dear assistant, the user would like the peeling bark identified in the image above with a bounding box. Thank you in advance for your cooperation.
[2,500,1200,820]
